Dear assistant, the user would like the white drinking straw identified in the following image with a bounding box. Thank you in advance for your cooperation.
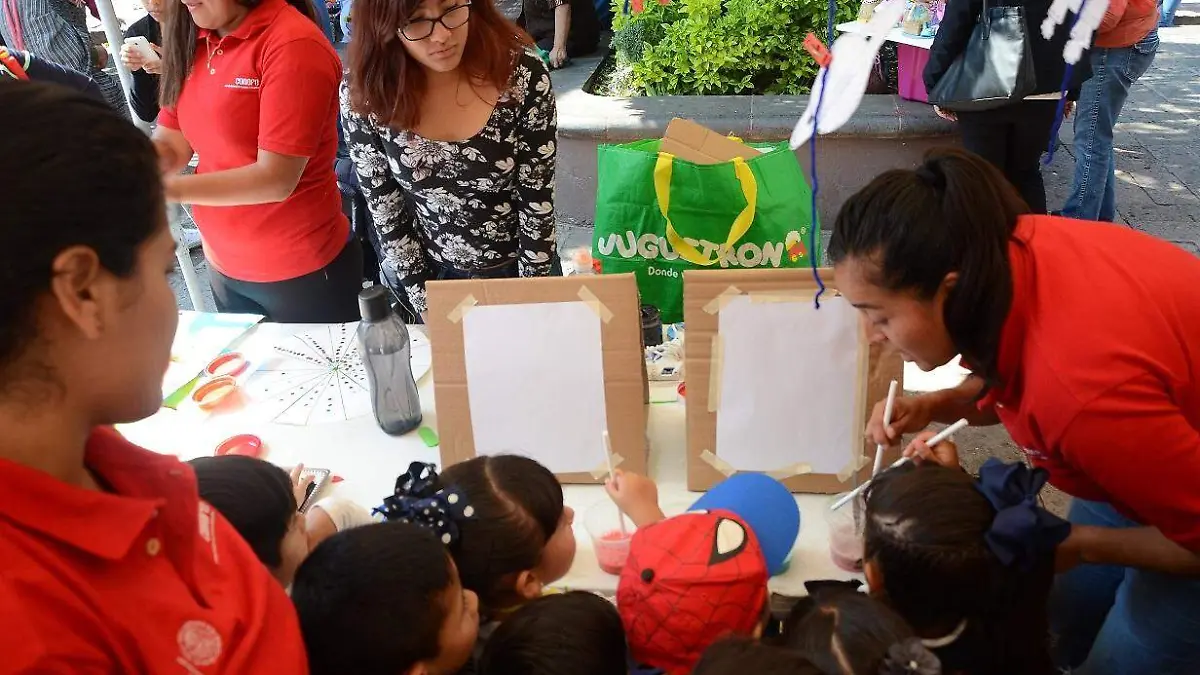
[831,418,969,511]
[872,379,900,476]
[602,430,628,536]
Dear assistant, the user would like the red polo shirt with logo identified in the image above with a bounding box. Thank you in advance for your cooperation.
[981,215,1200,550]
[158,0,348,283]
[0,427,309,672]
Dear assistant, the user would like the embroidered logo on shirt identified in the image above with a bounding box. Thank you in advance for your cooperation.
[177,620,223,668]
[225,76,261,90]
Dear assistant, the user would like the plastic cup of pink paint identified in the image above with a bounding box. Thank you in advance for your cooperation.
[584,500,637,576]
[825,492,866,572]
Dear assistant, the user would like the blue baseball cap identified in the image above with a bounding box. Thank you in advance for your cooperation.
[689,473,800,576]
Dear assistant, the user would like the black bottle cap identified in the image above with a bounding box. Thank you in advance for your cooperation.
[358,286,393,323]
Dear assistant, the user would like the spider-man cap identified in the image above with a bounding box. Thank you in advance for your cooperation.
[617,510,770,675]
[690,472,801,575]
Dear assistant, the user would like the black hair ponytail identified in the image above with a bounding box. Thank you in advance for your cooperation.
[828,148,1031,385]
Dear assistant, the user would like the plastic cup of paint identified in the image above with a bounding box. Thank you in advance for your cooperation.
[584,500,637,576]
[825,492,866,572]
[192,376,239,411]
[205,352,249,378]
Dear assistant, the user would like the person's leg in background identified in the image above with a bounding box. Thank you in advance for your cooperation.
[1062,31,1160,222]
[1051,500,1200,675]
[1159,0,1179,28]
[958,108,1044,205]
[1003,100,1060,214]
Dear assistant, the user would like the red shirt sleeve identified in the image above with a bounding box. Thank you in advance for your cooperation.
[1058,373,1200,551]
[256,36,341,158]
[157,105,180,130]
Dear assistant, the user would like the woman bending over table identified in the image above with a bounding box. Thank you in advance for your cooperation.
[341,0,559,319]
[155,0,361,323]
[0,81,306,672]
[833,147,1200,675]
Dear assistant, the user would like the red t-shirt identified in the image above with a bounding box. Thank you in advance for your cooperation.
[981,215,1200,550]
[158,0,348,283]
[0,427,309,672]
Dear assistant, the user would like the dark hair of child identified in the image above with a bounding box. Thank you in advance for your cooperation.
[188,455,295,567]
[692,637,824,675]
[478,591,626,675]
[291,521,470,675]
[440,455,566,611]
[779,583,941,675]
[863,463,1056,675]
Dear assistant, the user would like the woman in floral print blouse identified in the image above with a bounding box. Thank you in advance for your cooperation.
[341,0,559,317]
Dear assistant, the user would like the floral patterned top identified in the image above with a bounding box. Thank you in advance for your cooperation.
[339,50,558,313]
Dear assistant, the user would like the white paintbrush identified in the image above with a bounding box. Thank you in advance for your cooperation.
[602,430,628,536]
[831,418,969,511]
[872,379,900,476]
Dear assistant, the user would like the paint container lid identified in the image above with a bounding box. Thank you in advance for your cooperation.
[215,434,264,458]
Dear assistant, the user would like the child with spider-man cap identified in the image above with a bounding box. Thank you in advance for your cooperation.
[605,470,801,675]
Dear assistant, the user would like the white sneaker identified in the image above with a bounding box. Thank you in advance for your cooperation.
[175,227,203,251]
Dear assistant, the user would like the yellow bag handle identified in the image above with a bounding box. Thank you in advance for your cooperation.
[655,152,758,267]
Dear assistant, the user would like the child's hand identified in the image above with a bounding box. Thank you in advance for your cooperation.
[903,430,962,470]
[605,469,665,528]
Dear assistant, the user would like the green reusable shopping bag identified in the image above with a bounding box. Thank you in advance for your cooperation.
[592,139,818,324]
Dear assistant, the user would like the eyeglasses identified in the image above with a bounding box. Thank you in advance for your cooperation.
[399,3,472,41]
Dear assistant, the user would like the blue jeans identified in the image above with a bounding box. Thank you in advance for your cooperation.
[1049,499,1200,675]
[1160,0,1179,27]
[1062,31,1159,222]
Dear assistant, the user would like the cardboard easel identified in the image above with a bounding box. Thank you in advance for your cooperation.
[683,268,903,492]
[425,274,649,484]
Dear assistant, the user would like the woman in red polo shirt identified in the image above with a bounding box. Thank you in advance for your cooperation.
[155,0,359,323]
[832,148,1200,675]
[0,82,307,672]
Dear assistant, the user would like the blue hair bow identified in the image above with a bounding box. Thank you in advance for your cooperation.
[974,458,1072,571]
[375,462,474,546]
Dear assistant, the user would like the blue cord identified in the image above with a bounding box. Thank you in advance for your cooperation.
[807,0,838,308]
[1042,2,1087,166]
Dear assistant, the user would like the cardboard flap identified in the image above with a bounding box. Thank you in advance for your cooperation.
[682,268,903,493]
[426,275,648,484]
[660,118,763,165]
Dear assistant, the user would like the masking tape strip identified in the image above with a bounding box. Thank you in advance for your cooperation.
[447,294,478,323]
[749,290,807,304]
[699,449,737,477]
[577,286,614,323]
[765,463,815,480]
[702,285,744,315]
[836,454,871,483]
[588,452,625,480]
[707,333,724,413]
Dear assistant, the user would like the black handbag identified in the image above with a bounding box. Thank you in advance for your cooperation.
[928,0,1037,111]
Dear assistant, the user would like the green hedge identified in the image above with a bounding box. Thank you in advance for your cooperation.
[611,0,854,96]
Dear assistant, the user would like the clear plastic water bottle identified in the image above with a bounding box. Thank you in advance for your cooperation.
[357,286,422,435]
